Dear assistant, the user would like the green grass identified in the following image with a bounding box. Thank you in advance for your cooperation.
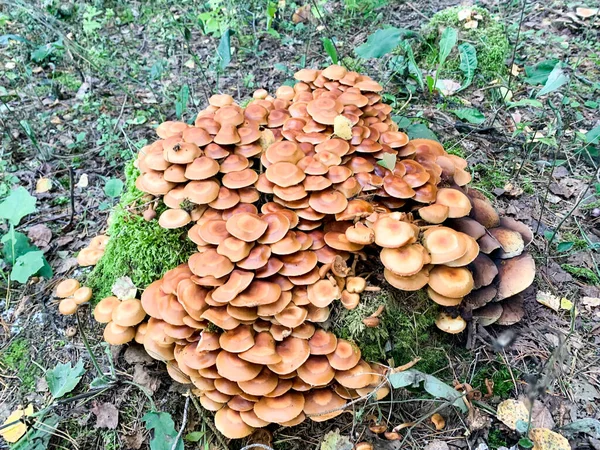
[0,338,40,392]
[471,360,518,398]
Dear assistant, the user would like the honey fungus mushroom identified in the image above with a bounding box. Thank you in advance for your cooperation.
[95,64,538,435]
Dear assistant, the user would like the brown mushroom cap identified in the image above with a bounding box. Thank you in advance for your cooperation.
[303,389,346,422]
[309,189,349,215]
[219,325,255,353]
[59,298,78,315]
[308,329,338,355]
[254,391,306,424]
[189,249,234,279]
[419,204,450,224]
[427,286,463,306]
[297,356,336,386]
[470,197,500,228]
[94,296,121,323]
[495,253,535,301]
[435,188,472,218]
[215,406,254,439]
[380,244,426,277]
[238,367,279,396]
[496,295,525,326]
[307,279,341,307]
[472,303,503,326]
[335,359,374,389]
[428,265,474,298]
[422,227,468,264]
[226,213,268,242]
[268,337,311,375]
[216,350,262,382]
[373,216,418,248]
[112,299,146,327]
[103,321,135,345]
[435,313,467,334]
[266,162,306,187]
[158,209,192,229]
[72,287,93,304]
[56,278,81,298]
[212,270,255,303]
[489,227,525,259]
[384,267,429,291]
[327,339,361,370]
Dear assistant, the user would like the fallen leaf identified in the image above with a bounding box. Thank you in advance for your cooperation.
[91,402,119,429]
[27,224,52,248]
[498,86,513,102]
[536,291,560,312]
[133,364,160,393]
[457,8,472,21]
[511,64,521,77]
[122,430,145,449]
[575,7,598,19]
[560,298,574,311]
[424,441,450,450]
[583,297,600,307]
[497,399,529,430]
[529,428,570,450]
[76,174,89,189]
[320,429,353,450]
[0,404,34,443]
[334,115,353,140]
[112,276,137,300]
[259,129,275,151]
[36,177,52,193]
[529,401,556,429]
[292,4,312,23]
[435,79,461,96]
[184,58,195,69]
[124,345,154,365]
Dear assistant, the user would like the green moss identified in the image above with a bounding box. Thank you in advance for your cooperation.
[488,428,509,450]
[86,161,196,300]
[0,338,40,391]
[471,360,518,398]
[52,72,82,91]
[561,264,600,284]
[421,5,510,81]
[332,288,451,375]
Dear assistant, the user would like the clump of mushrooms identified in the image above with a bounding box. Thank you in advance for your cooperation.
[92,65,535,438]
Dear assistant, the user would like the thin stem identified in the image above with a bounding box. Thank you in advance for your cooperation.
[75,311,106,380]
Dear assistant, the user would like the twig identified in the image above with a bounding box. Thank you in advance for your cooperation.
[172,394,190,450]
[61,166,75,232]
[406,2,429,21]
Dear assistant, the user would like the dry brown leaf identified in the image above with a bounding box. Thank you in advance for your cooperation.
[529,401,555,429]
[91,402,119,429]
[583,297,600,307]
[536,291,560,312]
[529,428,570,450]
[122,430,145,449]
[27,224,52,248]
[575,7,599,18]
[36,177,52,193]
[497,399,529,430]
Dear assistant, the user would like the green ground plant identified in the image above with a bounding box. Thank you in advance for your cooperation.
[0,338,40,392]
[86,161,196,300]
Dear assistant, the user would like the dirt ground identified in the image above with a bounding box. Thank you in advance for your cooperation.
[0,0,599,449]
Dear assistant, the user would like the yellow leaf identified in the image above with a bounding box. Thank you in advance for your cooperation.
[333,115,353,140]
[259,129,275,151]
[511,64,521,77]
[560,298,573,310]
[36,177,52,193]
[536,291,560,312]
[0,406,32,443]
[498,86,513,102]
[529,428,570,450]
[497,399,529,430]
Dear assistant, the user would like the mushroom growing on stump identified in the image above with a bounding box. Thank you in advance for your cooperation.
[94,64,537,437]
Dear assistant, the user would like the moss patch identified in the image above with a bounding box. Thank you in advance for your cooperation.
[332,287,452,376]
[421,5,509,81]
[0,338,40,392]
[86,161,196,300]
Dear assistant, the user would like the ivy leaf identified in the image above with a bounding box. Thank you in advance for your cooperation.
[2,231,34,264]
[46,360,86,399]
[458,43,477,91]
[11,251,45,283]
[406,123,439,141]
[536,63,568,98]
[104,179,124,199]
[0,187,37,226]
[322,38,338,64]
[143,412,184,450]
[452,108,485,124]
[389,369,467,412]
[217,29,232,70]
[438,27,458,66]
[355,28,415,59]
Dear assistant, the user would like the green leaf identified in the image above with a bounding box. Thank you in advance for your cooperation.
[0,186,37,226]
[560,418,600,438]
[217,29,232,70]
[322,38,338,64]
[426,75,435,94]
[524,59,560,85]
[185,431,206,442]
[377,153,397,170]
[400,41,423,89]
[46,360,86,399]
[1,230,34,264]
[458,43,477,91]
[392,115,412,129]
[389,369,467,412]
[38,256,53,279]
[506,99,543,109]
[143,412,184,450]
[536,63,568,98]
[586,125,600,145]
[104,178,124,198]
[355,27,414,59]
[406,123,439,141]
[12,413,60,450]
[11,251,45,283]
[175,84,190,120]
[438,27,458,67]
[557,241,574,252]
[452,108,485,125]
[515,419,530,433]
[519,438,534,448]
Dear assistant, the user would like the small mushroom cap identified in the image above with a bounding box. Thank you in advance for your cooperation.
[428,265,474,298]
[94,296,121,323]
[327,339,361,371]
[470,197,500,228]
[422,227,468,265]
[499,217,533,246]
[445,235,480,267]
[309,189,349,215]
[372,216,418,248]
[435,188,472,218]
[449,217,487,240]
[495,253,536,301]
[419,204,450,224]
[427,286,463,306]
[254,391,306,424]
[216,350,263,382]
[112,299,147,327]
[335,359,374,389]
[189,249,234,279]
[496,295,525,326]
[59,298,78,315]
[380,244,426,277]
[201,307,240,330]
[297,355,336,386]
[266,162,306,187]
[473,302,504,326]
[230,281,282,307]
[308,329,338,355]
[384,268,429,291]
[103,321,135,345]
[214,406,255,439]
[435,313,467,334]
[303,388,346,421]
[158,209,192,229]
[219,325,255,353]
[72,286,93,304]
[212,270,254,303]
[489,227,525,259]
[307,279,341,307]
[226,213,268,242]
[56,279,81,298]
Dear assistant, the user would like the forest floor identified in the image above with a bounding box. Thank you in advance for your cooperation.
[0,0,599,449]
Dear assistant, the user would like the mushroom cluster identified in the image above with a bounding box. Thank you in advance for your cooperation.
[77,234,109,267]
[55,278,93,315]
[92,65,536,438]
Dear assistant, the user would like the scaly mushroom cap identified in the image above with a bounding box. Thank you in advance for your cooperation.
[428,265,474,298]
[327,339,361,371]
[254,391,306,424]
[303,389,346,422]
[215,406,254,439]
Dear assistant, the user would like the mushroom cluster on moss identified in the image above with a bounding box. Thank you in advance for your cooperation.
[92,65,535,438]
[77,235,109,267]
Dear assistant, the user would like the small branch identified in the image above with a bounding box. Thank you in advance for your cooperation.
[172,394,190,450]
